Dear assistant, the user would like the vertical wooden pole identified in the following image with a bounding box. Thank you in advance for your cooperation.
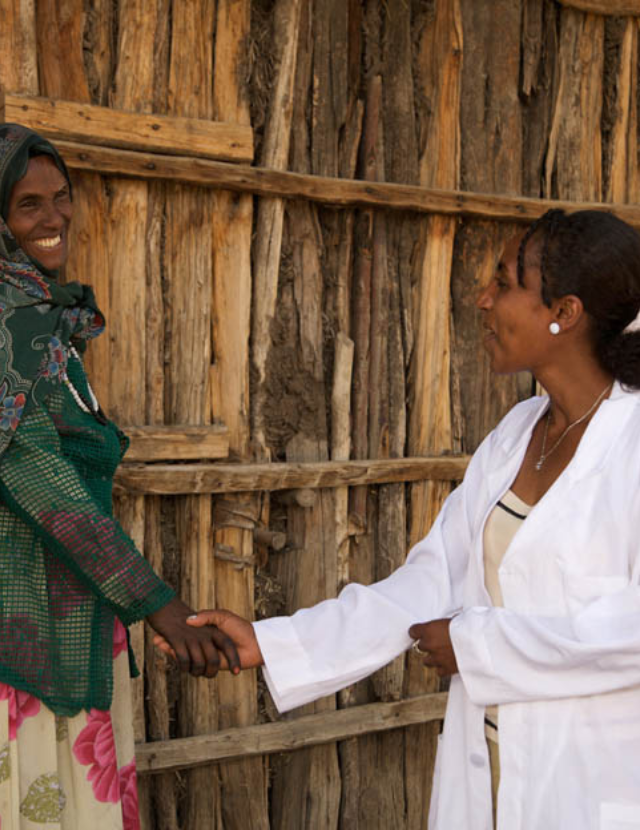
[0,0,37,93]
[605,18,638,203]
[109,2,173,825]
[211,1,270,828]
[269,206,341,830]
[251,0,303,456]
[402,3,462,824]
[163,3,221,828]
[545,9,604,201]
[452,0,528,453]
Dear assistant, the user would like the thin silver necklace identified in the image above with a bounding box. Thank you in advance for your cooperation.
[535,383,612,471]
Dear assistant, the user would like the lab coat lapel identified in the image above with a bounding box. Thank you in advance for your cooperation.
[499,384,638,569]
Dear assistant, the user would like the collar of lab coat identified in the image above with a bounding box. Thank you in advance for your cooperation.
[488,381,639,497]
[469,382,640,598]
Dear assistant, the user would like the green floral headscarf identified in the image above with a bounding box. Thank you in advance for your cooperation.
[0,124,104,453]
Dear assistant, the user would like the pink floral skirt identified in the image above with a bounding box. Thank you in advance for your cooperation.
[0,619,139,829]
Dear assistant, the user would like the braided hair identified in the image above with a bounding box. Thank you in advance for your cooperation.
[517,209,640,390]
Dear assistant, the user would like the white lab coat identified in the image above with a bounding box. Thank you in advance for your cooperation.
[254,382,640,830]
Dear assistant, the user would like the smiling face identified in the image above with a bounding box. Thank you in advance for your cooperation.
[476,233,557,375]
[5,155,73,271]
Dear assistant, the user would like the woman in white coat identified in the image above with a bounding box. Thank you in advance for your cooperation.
[159,209,640,830]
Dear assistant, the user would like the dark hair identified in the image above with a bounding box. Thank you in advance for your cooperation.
[517,209,640,390]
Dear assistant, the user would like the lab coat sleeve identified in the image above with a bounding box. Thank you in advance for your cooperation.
[253,443,485,713]
[450,585,640,705]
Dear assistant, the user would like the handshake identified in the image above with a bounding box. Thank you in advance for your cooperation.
[150,601,458,679]
[150,605,264,679]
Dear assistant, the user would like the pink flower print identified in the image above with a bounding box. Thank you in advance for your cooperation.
[113,619,128,659]
[0,682,41,739]
[119,759,141,830]
[73,709,119,803]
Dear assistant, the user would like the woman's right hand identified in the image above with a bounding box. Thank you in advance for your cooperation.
[153,608,264,671]
[146,598,241,678]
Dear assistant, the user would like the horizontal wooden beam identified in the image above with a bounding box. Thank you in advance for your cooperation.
[0,92,253,163]
[558,0,640,15]
[54,140,640,227]
[123,425,229,462]
[114,455,470,495]
[136,691,448,773]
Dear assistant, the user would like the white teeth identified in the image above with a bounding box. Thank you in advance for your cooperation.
[34,235,61,249]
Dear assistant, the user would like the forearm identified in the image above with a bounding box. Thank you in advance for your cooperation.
[0,408,174,623]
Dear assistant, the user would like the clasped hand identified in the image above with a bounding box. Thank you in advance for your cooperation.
[152,605,458,680]
[151,605,264,674]
[146,598,245,678]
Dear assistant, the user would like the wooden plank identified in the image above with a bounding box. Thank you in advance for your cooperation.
[114,455,470,495]
[405,2,464,823]
[558,0,640,15]
[164,4,220,827]
[265,140,341,826]
[0,0,37,94]
[123,425,229,461]
[108,6,160,826]
[605,19,638,203]
[545,10,604,201]
[211,1,269,828]
[338,3,413,821]
[250,0,303,453]
[48,139,640,227]
[136,692,448,773]
[0,92,253,163]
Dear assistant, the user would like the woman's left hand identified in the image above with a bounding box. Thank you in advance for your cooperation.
[408,618,458,677]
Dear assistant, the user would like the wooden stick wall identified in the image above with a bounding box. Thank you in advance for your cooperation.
[1,1,638,827]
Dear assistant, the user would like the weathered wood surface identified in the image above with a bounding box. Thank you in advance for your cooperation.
[210,1,269,827]
[51,139,640,227]
[545,9,604,201]
[405,3,464,823]
[0,0,37,94]
[108,3,162,824]
[137,692,449,773]
[558,0,640,14]
[604,17,638,203]
[1,92,253,162]
[453,0,532,453]
[114,456,470,495]
[162,4,220,827]
[250,0,303,454]
[123,425,229,461]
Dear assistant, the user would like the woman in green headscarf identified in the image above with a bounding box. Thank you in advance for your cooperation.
[0,124,239,828]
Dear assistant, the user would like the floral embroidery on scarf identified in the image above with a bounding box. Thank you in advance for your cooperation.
[0,380,25,431]
[0,683,41,739]
[38,336,67,382]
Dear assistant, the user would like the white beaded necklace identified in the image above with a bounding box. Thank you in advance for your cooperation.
[63,346,103,421]
[534,383,612,471]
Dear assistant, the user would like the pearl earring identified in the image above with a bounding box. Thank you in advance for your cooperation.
[549,322,561,335]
